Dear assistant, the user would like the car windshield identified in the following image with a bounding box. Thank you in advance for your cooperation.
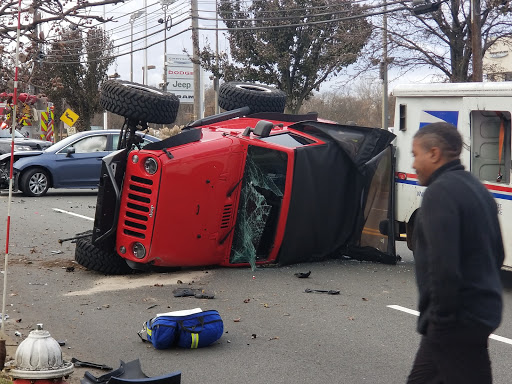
[0,129,24,139]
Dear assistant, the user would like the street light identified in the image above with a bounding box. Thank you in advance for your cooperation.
[130,11,145,82]
[142,65,156,85]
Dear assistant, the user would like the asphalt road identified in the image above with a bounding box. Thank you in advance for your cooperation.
[1,189,512,383]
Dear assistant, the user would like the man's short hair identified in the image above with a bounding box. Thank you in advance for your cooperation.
[414,122,462,159]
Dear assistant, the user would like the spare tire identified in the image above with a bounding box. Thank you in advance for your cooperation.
[75,236,133,275]
[101,80,179,124]
[219,82,287,113]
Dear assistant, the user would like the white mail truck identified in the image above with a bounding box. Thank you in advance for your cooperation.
[392,82,512,269]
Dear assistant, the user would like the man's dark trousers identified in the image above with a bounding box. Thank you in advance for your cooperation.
[407,323,493,384]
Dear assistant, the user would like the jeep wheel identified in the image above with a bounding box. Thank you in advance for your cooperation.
[21,167,50,197]
[75,236,133,275]
[219,82,287,114]
[100,80,180,124]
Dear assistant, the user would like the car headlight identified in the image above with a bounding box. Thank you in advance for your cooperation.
[13,145,31,151]
[132,242,146,259]
[144,157,158,175]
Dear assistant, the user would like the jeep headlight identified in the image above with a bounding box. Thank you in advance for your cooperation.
[14,145,31,151]
[144,157,158,175]
[133,242,146,259]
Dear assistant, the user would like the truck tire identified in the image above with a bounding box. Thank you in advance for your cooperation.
[20,167,50,197]
[75,236,133,275]
[219,82,287,113]
[100,80,179,124]
[406,214,417,251]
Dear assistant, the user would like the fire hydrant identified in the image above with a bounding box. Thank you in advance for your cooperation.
[8,324,74,384]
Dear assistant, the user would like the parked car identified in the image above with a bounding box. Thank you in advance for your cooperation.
[0,129,52,154]
[0,129,159,197]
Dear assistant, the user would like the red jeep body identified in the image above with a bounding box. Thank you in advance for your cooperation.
[115,116,325,268]
[90,111,396,271]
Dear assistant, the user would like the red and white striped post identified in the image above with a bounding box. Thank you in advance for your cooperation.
[2,0,23,337]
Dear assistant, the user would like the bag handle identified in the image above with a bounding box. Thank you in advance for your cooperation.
[178,316,205,333]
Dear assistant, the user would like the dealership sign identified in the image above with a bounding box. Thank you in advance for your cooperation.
[166,54,194,104]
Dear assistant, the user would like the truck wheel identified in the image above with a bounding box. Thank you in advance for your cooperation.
[100,80,180,124]
[219,82,287,113]
[75,236,133,275]
[20,167,50,197]
[406,218,416,251]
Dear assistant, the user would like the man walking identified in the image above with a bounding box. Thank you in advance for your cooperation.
[407,122,504,384]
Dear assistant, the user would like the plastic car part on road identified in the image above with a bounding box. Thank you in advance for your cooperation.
[218,82,287,114]
[75,235,133,275]
[100,80,180,125]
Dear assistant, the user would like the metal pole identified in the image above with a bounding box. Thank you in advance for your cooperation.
[130,21,134,82]
[191,0,202,119]
[381,0,389,131]
[163,8,168,92]
[103,5,108,129]
[144,0,148,85]
[471,0,483,81]
[3,0,22,338]
[214,0,220,114]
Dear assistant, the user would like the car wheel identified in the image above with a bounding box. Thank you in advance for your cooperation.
[20,168,50,197]
[75,235,133,275]
[100,80,180,124]
[219,82,287,114]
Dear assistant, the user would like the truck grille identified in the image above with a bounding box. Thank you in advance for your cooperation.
[220,204,233,229]
[123,175,154,239]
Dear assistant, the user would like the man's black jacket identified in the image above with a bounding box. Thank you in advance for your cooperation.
[413,159,504,335]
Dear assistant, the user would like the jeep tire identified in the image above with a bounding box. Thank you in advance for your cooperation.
[100,80,180,124]
[219,82,287,114]
[75,235,133,275]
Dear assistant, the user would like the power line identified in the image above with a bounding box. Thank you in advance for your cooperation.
[32,0,415,65]
[198,5,411,31]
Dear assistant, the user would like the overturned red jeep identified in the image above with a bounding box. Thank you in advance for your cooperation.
[75,81,397,274]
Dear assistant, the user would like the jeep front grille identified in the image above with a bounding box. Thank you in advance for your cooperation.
[123,175,154,239]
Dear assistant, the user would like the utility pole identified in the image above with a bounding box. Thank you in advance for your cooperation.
[103,5,108,129]
[129,12,144,82]
[381,0,389,131]
[160,0,175,92]
[214,0,220,114]
[191,0,202,119]
[144,0,148,85]
[163,5,168,92]
[471,0,483,81]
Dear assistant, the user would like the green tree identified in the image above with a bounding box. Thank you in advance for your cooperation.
[34,27,115,131]
[198,0,372,113]
[383,0,512,82]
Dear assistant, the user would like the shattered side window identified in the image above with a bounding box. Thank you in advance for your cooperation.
[230,145,287,269]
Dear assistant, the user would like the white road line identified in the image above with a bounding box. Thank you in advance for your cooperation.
[387,305,419,316]
[387,304,512,346]
[53,208,94,221]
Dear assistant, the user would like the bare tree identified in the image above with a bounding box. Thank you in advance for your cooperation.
[0,0,123,92]
[380,0,512,82]
[33,27,115,131]
[300,79,395,128]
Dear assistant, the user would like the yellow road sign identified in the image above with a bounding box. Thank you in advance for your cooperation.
[60,108,79,127]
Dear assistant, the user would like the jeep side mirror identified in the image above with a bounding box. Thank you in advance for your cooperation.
[253,121,273,138]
